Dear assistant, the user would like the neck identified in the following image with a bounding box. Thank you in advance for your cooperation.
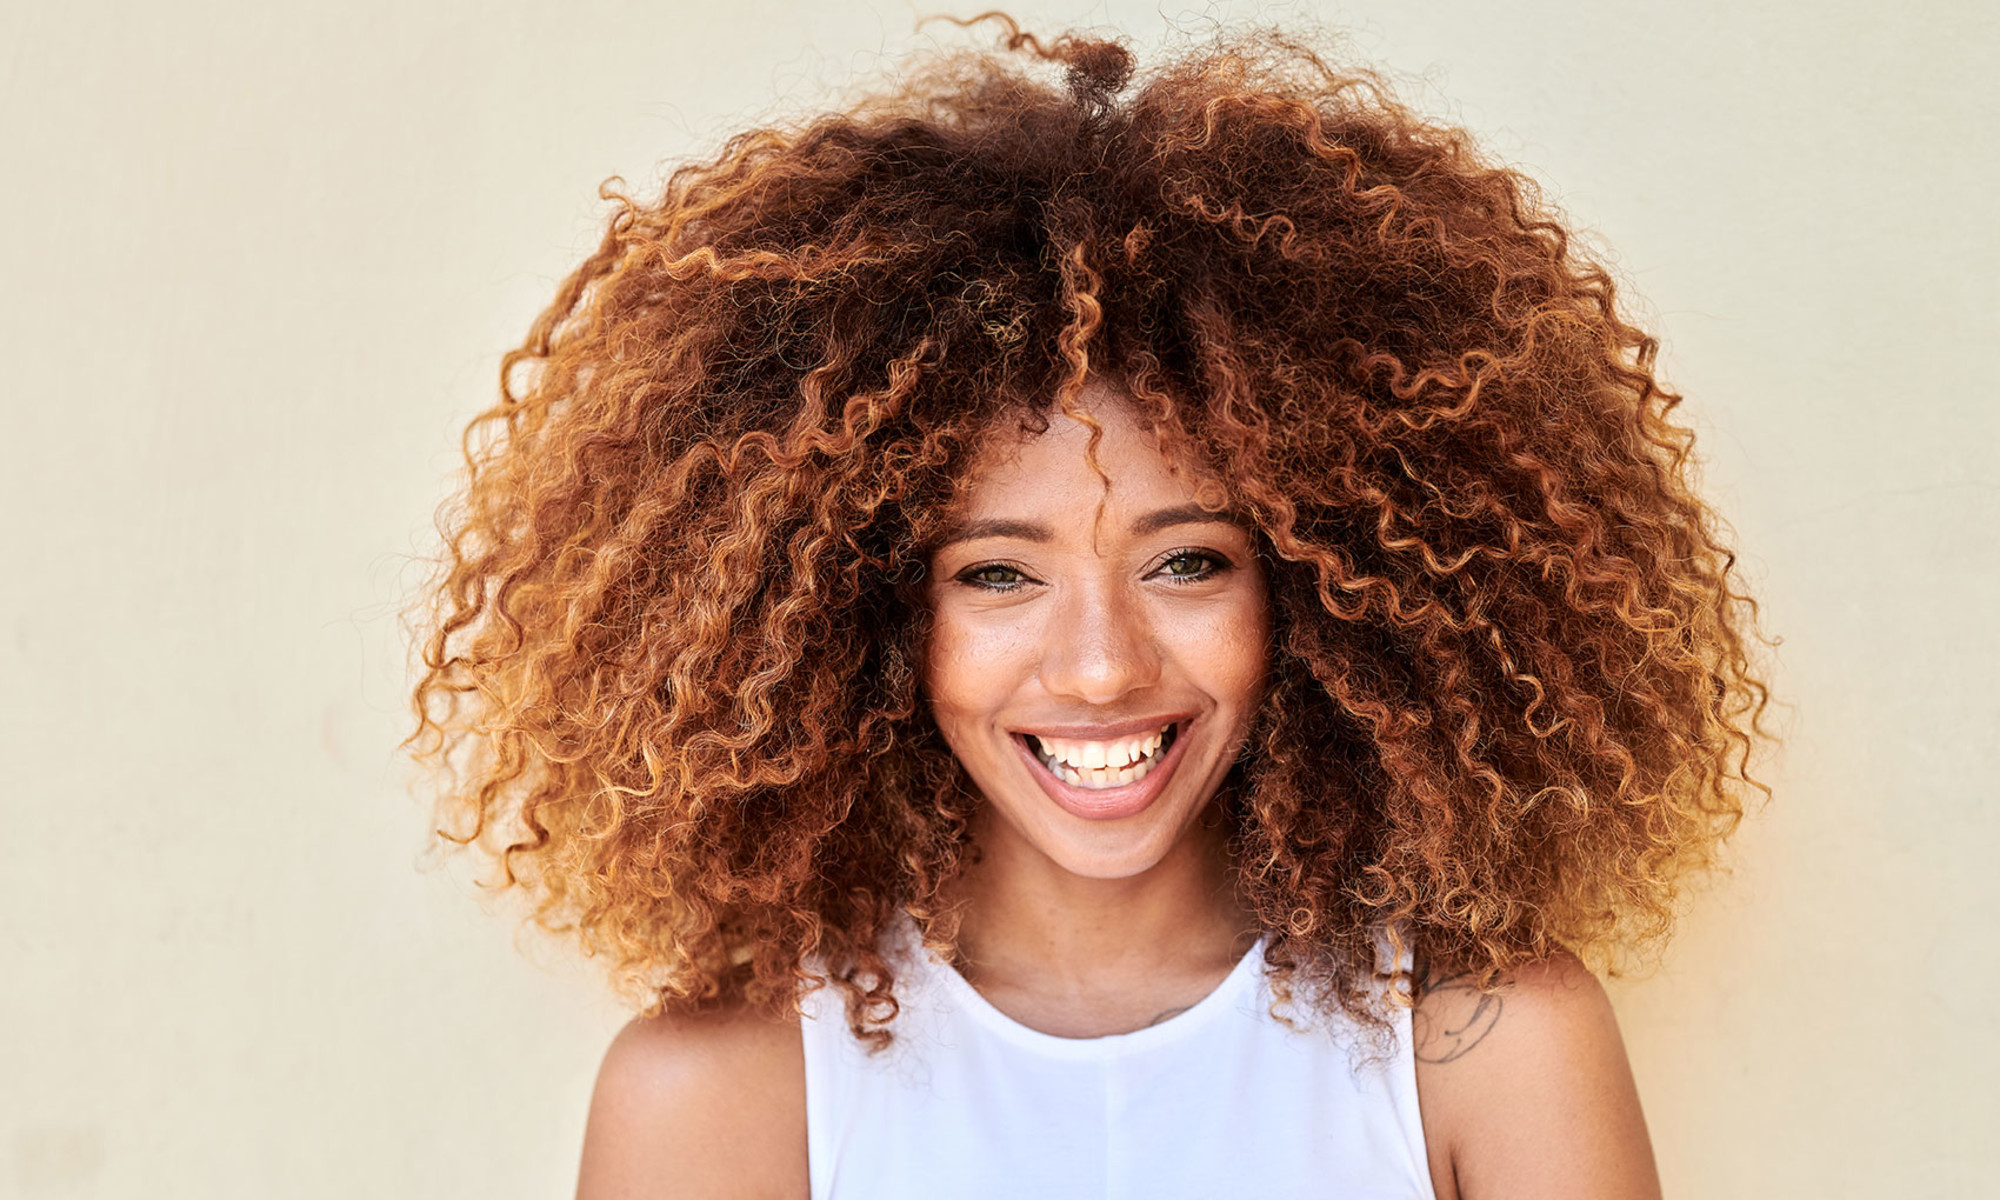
[942,803,1258,993]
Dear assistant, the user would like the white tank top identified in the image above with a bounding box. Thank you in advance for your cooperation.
[798,915,1438,1199]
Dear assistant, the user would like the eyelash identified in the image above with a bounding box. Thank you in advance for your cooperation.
[954,549,1229,592]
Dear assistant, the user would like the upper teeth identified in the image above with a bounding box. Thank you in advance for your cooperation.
[1031,728,1167,771]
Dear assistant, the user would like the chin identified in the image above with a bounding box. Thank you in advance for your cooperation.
[1026,820,1190,880]
[981,735,1226,882]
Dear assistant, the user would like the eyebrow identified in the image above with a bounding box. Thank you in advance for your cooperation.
[934,504,1240,551]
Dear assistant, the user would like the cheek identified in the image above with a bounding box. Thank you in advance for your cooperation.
[1171,590,1271,709]
[922,604,1030,726]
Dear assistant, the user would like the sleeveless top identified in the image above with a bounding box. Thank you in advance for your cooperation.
[798,915,1438,1200]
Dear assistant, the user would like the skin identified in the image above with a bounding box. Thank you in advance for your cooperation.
[919,376,1272,1034]
[574,379,1662,1200]
[1412,961,1663,1200]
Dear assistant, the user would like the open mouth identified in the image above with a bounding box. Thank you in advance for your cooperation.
[1023,723,1181,790]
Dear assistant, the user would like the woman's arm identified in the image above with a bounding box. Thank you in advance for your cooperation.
[575,1007,807,1200]
[1413,954,1661,1200]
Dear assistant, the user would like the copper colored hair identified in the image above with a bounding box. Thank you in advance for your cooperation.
[406,14,1773,1045]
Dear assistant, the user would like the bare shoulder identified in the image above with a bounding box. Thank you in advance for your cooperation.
[1411,953,1661,1200]
[575,1001,807,1200]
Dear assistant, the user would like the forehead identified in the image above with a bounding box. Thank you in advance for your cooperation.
[953,382,1206,517]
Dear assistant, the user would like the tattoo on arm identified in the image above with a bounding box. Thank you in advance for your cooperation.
[1412,971,1504,1064]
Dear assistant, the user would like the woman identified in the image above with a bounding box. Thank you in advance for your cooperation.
[407,16,1770,1199]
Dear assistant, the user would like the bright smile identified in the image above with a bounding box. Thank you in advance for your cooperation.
[1010,718,1193,821]
[1028,724,1179,788]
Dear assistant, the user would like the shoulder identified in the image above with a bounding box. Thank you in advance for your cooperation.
[1411,953,1661,1200]
[575,1002,807,1200]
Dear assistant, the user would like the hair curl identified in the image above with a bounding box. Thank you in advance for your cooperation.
[406,15,1774,1047]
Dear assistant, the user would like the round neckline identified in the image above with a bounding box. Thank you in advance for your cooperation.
[918,931,1270,1060]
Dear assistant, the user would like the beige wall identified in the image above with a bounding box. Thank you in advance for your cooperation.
[3,1,1993,1195]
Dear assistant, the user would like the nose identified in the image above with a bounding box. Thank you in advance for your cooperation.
[1037,578,1162,705]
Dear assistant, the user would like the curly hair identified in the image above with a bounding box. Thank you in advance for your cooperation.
[406,14,1773,1047]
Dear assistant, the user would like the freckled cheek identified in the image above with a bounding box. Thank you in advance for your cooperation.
[922,610,1040,726]
[1159,594,1272,709]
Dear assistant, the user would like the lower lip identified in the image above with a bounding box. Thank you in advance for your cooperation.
[1010,723,1193,822]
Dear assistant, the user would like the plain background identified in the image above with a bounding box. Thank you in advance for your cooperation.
[3,0,1995,1195]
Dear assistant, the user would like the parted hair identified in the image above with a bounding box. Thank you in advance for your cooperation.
[406,14,1773,1046]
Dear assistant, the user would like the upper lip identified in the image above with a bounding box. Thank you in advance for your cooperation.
[1010,712,1194,741]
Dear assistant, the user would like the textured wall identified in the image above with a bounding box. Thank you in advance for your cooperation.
[3,1,1993,1195]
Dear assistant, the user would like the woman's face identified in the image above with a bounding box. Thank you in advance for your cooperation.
[923,379,1271,880]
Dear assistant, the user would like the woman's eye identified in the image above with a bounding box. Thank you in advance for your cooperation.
[1156,550,1225,582]
[959,563,1031,590]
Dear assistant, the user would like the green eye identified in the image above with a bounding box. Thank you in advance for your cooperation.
[1159,551,1223,580]
[959,563,1032,590]
[1152,552,1224,584]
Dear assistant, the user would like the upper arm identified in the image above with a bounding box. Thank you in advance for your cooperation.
[575,1007,806,1200]
[1411,954,1660,1200]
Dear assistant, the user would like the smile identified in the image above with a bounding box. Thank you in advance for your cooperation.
[1008,714,1198,822]
[1026,724,1180,790]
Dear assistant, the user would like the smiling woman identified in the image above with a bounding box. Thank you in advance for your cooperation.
[924,381,1270,866]
[405,14,1770,1199]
